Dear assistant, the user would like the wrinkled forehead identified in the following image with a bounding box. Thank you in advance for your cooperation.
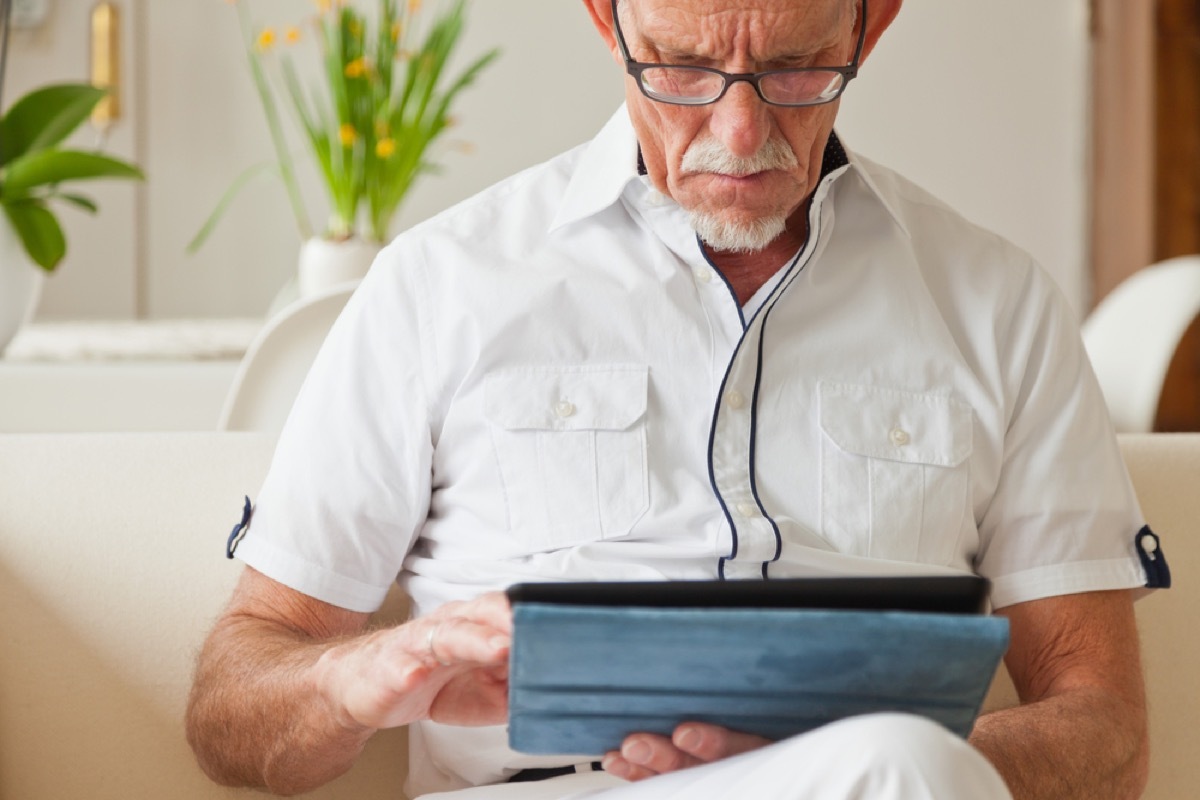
[619,0,853,59]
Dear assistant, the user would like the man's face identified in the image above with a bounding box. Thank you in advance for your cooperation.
[616,0,859,252]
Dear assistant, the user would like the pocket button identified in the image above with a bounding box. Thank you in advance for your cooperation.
[889,428,911,446]
[554,400,577,419]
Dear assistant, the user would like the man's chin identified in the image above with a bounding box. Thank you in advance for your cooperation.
[688,209,787,254]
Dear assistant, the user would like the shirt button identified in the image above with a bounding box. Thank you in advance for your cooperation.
[554,400,576,418]
[726,390,747,409]
[736,502,758,518]
[890,428,911,446]
[695,269,715,284]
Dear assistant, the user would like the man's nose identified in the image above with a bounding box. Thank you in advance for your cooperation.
[707,79,772,159]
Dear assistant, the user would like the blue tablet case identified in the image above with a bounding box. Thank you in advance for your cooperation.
[507,604,1010,755]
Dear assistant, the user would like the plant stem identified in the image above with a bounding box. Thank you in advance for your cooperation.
[0,0,13,117]
[237,2,313,240]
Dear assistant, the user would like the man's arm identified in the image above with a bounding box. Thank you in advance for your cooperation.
[185,567,511,796]
[969,588,1149,800]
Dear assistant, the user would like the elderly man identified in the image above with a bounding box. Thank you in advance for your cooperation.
[186,1,1166,798]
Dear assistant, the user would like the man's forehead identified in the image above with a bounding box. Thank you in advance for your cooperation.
[623,0,848,25]
[623,0,850,52]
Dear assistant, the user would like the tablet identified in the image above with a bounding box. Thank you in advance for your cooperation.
[506,576,1008,756]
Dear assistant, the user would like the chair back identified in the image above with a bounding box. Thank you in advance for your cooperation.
[218,285,353,434]
[1083,256,1200,432]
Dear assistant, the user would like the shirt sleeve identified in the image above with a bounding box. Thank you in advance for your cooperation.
[233,241,435,613]
[975,260,1150,609]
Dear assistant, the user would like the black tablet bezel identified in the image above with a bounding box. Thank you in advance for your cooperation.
[505,575,990,615]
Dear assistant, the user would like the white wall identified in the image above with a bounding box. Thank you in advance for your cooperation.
[11,1,1090,320]
[838,0,1091,314]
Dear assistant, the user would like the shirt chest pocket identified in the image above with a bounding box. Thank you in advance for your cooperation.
[484,365,650,551]
[818,382,974,565]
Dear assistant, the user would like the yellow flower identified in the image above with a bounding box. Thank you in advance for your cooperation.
[344,57,369,78]
[375,138,396,159]
[408,0,422,16]
[256,27,276,52]
[347,19,363,38]
[338,124,358,147]
[314,0,332,12]
[284,26,302,45]
[391,21,402,42]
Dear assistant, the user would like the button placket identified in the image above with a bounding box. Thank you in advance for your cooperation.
[711,320,778,569]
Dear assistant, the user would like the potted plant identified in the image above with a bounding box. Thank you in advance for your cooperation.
[191,0,499,297]
[0,80,145,352]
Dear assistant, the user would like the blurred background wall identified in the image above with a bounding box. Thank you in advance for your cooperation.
[7,0,1093,320]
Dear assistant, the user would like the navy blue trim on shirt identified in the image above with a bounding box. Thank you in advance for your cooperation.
[225,495,253,559]
[702,133,849,580]
[1135,525,1171,588]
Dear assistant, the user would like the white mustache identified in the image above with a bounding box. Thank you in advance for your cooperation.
[680,136,799,177]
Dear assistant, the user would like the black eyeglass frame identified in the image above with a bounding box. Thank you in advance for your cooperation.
[609,0,868,108]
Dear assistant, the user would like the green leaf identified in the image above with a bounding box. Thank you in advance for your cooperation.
[54,192,100,214]
[0,84,106,167]
[2,149,143,196]
[2,200,67,272]
[186,160,277,254]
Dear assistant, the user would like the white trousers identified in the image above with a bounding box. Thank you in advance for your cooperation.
[418,714,1014,800]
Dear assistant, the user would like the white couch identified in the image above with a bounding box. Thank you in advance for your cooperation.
[0,432,1194,799]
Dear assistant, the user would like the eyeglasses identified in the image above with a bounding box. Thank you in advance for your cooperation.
[609,0,867,108]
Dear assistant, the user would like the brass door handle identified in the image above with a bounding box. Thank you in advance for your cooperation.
[90,2,120,131]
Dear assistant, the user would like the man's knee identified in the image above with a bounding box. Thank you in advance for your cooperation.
[768,714,1011,800]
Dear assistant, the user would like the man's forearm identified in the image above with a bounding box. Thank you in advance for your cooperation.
[186,571,512,795]
[185,614,374,795]
[970,686,1149,800]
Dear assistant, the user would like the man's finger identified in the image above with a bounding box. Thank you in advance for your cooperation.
[415,617,510,668]
[617,733,700,775]
[672,722,771,762]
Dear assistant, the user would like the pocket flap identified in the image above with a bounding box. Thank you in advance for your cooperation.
[819,381,973,467]
[485,365,648,432]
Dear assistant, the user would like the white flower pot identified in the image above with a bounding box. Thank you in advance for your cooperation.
[297,237,382,299]
[0,218,45,356]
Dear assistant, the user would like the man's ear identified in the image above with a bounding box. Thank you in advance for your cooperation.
[858,0,902,65]
[583,0,623,64]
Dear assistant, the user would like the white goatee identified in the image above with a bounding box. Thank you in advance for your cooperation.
[680,136,799,253]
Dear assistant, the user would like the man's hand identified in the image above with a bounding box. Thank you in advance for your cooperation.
[601,722,770,781]
[315,592,512,732]
[186,568,511,794]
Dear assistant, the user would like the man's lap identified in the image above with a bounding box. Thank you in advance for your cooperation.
[417,714,1012,800]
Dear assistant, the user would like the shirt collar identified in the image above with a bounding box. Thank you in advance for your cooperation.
[549,103,909,238]
[550,104,641,233]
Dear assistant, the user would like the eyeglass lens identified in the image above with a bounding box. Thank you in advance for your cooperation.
[638,66,847,106]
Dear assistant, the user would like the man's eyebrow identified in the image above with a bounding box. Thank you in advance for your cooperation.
[631,17,847,66]
[640,39,836,68]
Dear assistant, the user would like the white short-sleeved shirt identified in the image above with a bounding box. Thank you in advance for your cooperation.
[235,105,1158,795]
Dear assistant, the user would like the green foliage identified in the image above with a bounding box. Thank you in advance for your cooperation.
[191,0,498,251]
[0,83,144,272]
